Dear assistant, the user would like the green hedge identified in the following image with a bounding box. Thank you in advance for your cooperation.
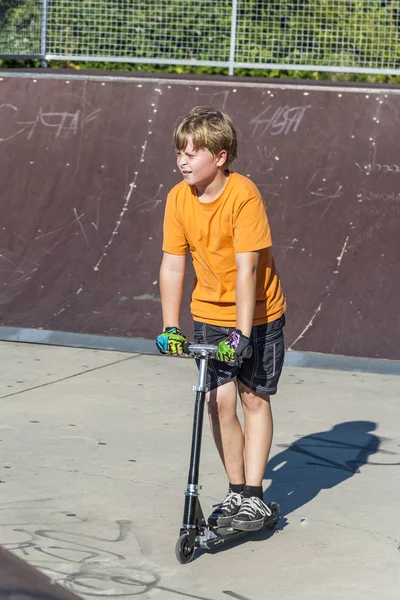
[0,0,42,55]
[1,0,399,82]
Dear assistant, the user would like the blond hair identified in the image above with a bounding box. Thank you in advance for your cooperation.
[174,106,238,165]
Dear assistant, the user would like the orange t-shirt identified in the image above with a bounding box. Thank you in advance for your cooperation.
[162,172,286,326]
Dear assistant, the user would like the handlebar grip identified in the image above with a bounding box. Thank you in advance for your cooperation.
[183,341,191,355]
[236,345,253,366]
[242,345,253,359]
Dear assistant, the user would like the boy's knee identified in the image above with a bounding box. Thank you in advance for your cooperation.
[238,381,250,397]
[206,382,237,415]
[239,383,270,410]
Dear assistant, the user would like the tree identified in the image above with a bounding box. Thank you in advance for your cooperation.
[0,0,42,55]
[0,0,399,77]
[46,0,233,61]
[234,0,400,70]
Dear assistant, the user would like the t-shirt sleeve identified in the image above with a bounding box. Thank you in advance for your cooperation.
[233,195,272,252]
[162,192,188,255]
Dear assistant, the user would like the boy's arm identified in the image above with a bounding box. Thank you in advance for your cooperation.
[235,251,260,337]
[159,252,186,329]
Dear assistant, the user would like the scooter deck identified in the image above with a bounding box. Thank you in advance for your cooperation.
[197,526,247,550]
[197,513,280,550]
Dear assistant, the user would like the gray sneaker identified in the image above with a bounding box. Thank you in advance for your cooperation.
[231,496,272,531]
[208,492,242,528]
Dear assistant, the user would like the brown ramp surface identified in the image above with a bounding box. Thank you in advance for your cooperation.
[0,72,399,360]
[0,546,82,599]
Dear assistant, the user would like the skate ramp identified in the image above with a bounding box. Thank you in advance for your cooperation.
[0,72,399,360]
[0,546,82,599]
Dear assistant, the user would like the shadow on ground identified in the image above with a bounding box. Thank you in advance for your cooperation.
[197,420,383,558]
[263,420,381,515]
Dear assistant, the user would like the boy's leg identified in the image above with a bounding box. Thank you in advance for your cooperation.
[206,380,245,527]
[238,386,273,487]
[231,315,285,531]
[193,321,245,526]
[207,380,245,485]
[193,321,244,484]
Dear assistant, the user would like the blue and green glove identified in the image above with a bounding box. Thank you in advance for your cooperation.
[216,329,253,364]
[156,327,187,355]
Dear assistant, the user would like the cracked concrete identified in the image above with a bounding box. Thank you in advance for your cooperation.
[0,340,399,599]
[302,516,400,549]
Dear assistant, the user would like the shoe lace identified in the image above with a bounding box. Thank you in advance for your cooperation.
[239,497,272,518]
[222,492,241,510]
[212,492,241,511]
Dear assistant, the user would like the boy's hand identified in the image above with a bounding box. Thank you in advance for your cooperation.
[156,327,187,355]
[216,329,252,364]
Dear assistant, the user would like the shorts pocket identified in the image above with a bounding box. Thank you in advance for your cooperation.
[254,325,282,349]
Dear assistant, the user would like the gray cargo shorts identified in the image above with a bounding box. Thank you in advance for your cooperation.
[193,314,285,395]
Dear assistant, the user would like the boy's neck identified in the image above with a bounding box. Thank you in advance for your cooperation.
[196,169,230,203]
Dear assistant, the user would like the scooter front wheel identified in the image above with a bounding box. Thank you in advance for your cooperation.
[175,533,195,564]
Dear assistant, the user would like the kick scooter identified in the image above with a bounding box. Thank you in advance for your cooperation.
[175,343,280,564]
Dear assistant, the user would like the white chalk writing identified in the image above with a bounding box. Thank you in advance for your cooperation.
[0,104,100,142]
[356,145,400,176]
[363,162,400,175]
[250,104,311,137]
[358,189,400,203]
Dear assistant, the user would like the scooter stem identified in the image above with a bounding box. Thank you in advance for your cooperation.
[188,391,205,485]
[183,354,208,528]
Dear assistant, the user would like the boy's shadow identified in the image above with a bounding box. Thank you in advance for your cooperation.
[264,420,383,517]
[201,420,394,557]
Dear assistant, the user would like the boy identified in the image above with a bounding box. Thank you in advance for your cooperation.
[156,106,286,531]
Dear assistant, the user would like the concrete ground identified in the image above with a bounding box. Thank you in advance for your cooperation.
[0,340,399,600]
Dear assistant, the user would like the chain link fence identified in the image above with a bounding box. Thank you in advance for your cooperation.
[235,0,400,73]
[46,0,235,66]
[1,0,399,75]
[0,0,46,58]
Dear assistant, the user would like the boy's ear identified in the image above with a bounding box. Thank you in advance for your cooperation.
[216,149,228,167]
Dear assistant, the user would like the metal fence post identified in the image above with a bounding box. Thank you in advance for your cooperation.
[228,0,238,76]
[40,0,49,67]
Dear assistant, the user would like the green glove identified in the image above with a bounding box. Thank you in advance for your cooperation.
[216,329,252,363]
[156,327,187,355]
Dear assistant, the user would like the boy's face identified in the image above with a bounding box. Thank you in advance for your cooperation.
[175,136,226,189]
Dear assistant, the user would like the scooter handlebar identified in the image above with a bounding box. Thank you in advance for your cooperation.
[183,342,252,364]
[183,342,218,358]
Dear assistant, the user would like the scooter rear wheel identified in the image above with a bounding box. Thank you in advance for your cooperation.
[265,502,280,529]
[175,533,195,564]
